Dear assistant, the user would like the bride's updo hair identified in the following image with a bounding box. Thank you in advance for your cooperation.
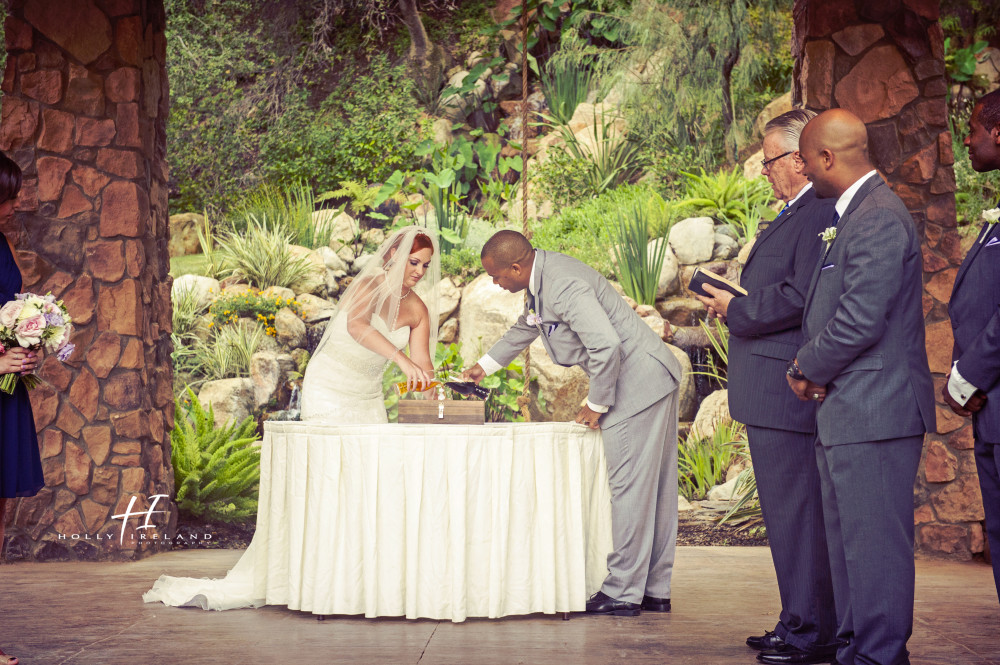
[410,232,434,254]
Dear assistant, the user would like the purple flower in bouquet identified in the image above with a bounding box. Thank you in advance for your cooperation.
[44,310,64,327]
[14,293,26,301]
[56,342,75,362]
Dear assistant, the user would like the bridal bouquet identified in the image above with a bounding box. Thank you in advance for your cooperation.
[0,292,74,394]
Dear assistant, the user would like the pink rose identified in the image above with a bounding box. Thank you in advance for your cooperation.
[0,300,24,329]
[14,313,45,347]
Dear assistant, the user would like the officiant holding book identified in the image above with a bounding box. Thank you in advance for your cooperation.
[462,230,682,617]
[695,110,839,665]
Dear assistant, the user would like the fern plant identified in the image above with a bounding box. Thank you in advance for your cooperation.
[172,388,261,522]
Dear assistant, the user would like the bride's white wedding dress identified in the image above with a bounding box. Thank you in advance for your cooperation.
[142,313,409,611]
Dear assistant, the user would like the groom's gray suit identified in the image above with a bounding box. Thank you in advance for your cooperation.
[796,175,935,665]
[486,249,682,602]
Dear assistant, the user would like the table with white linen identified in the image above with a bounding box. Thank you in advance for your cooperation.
[253,421,614,622]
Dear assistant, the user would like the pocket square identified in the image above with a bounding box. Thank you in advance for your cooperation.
[547,323,559,336]
[986,236,1000,248]
[821,263,836,270]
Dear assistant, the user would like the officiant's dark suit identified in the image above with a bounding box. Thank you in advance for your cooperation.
[793,110,935,665]
[725,183,838,658]
[944,91,1000,602]
[475,238,682,611]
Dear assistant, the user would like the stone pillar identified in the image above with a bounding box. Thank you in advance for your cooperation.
[793,0,984,560]
[0,0,173,561]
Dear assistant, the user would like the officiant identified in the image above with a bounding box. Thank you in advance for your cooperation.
[462,230,682,617]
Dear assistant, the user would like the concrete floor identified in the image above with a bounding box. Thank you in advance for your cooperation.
[0,547,996,665]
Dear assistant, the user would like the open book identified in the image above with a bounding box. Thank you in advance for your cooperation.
[688,267,748,298]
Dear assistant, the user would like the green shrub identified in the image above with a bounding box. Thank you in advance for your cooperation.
[533,184,671,277]
[231,182,331,249]
[209,290,303,337]
[258,56,428,194]
[440,246,482,285]
[172,388,261,522]
[215,218,313,289]
[534,149,597,209]
[673,167,774,239]
[678,419,744,501]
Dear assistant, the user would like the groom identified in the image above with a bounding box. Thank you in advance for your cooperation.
[463,230,682,616]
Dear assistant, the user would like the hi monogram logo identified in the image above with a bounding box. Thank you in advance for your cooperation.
[110,494,170,544]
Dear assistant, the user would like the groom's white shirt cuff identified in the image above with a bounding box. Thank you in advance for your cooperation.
[948,361,978,407]
[477,255,608,413]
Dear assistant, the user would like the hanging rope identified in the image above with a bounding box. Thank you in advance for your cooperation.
[517,0,532,422]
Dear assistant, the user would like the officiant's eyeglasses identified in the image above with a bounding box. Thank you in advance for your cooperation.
[761,151,793,171]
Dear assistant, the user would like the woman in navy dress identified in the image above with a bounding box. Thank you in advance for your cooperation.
[0,151,41,665]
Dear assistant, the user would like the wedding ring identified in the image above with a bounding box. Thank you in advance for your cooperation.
[812,393,821,400]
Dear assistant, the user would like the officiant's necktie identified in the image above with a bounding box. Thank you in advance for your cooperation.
[757,202,789,235]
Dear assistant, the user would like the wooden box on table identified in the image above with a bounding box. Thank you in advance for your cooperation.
[397,399,486,424]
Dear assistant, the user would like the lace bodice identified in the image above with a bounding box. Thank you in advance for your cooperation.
[300,314,409,424]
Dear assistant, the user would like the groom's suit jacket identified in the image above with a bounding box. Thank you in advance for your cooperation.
[796,175,935,445]
[949,219,1000,441]
[487,250,681,428]
[726,187,835,433]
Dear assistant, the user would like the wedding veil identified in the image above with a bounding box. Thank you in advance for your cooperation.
[313,225,441,365]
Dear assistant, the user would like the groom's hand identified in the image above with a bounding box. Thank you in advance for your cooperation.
[462,364,486,384]
[575,404,602,430]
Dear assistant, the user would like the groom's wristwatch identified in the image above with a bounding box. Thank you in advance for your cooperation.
[786,359,806,381]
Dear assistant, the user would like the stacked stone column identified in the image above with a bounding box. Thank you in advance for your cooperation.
[794,0,984,559]
[0,0,173,561]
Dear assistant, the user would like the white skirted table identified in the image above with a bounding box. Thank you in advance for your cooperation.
[253,421,614,622]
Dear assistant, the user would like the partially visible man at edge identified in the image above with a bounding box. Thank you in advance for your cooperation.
[942,87,1000,603]
[696,109,838,665]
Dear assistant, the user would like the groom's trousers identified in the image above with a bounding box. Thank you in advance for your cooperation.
[598,390,679,603]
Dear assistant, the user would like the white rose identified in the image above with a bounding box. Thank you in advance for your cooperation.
[0,301,23,329]
[982,207,1000,223]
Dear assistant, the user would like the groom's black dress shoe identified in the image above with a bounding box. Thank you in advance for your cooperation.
[747,630,784,650]
[585,591,641,616]
[640,595,671,612]
[756,643,838,665]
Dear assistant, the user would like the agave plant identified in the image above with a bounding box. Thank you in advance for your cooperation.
[540,59,594,126]
[610,204,666,306]
[194,321,267,381]
[551,108,646,197]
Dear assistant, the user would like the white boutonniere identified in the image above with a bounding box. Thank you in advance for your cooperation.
[818,226,837,249]
[979,208,1000,244]
[526,309,543,326]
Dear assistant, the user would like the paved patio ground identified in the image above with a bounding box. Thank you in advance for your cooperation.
[1,546,996,665]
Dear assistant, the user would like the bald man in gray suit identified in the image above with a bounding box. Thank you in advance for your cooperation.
[789,110,935,665]
[464,230,682,616]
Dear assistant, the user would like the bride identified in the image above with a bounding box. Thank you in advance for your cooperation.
[144,225,441,611]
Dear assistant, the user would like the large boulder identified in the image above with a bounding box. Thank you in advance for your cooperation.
[744,147,765,181]
[287,246,327,296]
[666,343,697,421]
[250,351,296,408]
[457,272,524,357]
[713,233,740,260]
[439,318,458,343]
[198,378,254,429]
[168,212,204,258]
[528,337,589,422]
[669,217,716,264]
[690,389,730,440]
[648,238,680,298]
[312,246,349,272]
[275,307,307,349]
[657,298,706,328]
[753,91,793,138]
[438,277,461,325]
[296,293,337,323]
[975,47,1000,92]
[707,475,740,502]
[171,274,219,311]
[320,210,358,248]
